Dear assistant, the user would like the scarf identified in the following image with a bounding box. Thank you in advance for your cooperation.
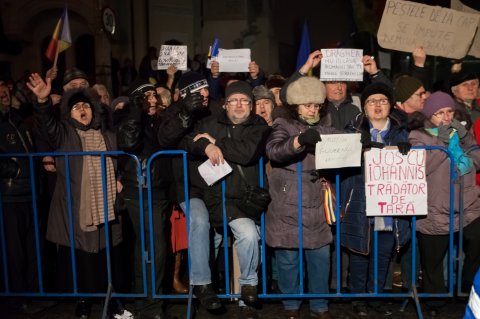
[299,113,320,125]
[369,119,393,231]
[425,127,473,176]
[77,129,116,232]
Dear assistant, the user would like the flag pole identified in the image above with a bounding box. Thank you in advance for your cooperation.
[53,44,60,69]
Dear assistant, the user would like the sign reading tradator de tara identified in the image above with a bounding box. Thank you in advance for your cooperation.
[315,134,362,169]
[320,49,364,82]
[377,0,479,59]
[157,45,188,71]
[364,148,428,216]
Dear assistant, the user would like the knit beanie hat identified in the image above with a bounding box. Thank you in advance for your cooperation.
[225,80,253,102]
[286,76,326,105]
[361,83,395,110]
[265,74,286,90]
[421,91,455,118]
[394,75,423,103]
[63,67,88,86]
[178,71,208,97]
[128,78,155,96]
[252,85,275,104]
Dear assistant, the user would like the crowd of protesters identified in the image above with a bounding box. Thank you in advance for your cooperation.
[1,43,480,319]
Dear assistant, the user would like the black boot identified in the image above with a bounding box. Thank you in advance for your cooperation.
[192,284,222,310]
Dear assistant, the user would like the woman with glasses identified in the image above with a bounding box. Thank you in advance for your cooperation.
[27,74,127,318]
[340,83,411,317]
[408,91,480,315]
[265,75,342,319]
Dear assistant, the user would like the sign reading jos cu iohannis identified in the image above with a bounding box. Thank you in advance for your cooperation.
[364,148,428,216]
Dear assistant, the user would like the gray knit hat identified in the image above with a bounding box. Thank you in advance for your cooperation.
[252,85,275,105]
[225,81,253,102]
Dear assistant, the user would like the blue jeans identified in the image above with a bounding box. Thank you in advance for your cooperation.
[181,198,260,286]
[275,246,330,313]
[349,230,394,293]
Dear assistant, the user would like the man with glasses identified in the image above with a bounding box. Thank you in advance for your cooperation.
[392,75,428,128]
[185,80,270,319]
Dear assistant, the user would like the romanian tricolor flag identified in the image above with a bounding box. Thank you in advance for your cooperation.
[45,8,72,61]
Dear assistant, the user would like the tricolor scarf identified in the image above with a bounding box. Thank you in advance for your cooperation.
[425,127,473,176]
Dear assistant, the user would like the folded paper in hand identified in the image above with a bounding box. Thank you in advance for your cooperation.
[198,159,233,186]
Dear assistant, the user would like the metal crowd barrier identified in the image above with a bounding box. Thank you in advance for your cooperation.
[0,146,467,319]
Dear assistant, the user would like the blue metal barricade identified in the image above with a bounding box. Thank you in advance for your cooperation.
[0,145,468,319]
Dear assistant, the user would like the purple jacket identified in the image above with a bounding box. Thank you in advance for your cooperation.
[265,117,340,249]
[409,126,480,235]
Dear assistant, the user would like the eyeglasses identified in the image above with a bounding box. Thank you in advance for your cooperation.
[413,91,427,98]
[432,109,454,118]
[300,103,321,110]
[226,99,251,106]
[71,103,91,111]
[365,98,389,106]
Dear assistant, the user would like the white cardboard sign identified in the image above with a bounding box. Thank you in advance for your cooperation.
[364,148,428,216]
[157,45,188,71]
[217,49,251,72]
[315,134,362,169]
[377,0,479,59]
[320,49,364,81]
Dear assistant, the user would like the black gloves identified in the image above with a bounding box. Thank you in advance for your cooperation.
[360,131,385,149]
[397,142,412,155]
[450,119,468,139]
[182,90,203,114]
[437,123,452,144]
[298,128,321,146]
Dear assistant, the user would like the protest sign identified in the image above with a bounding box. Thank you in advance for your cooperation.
[315,134,362,169]
[157,45,188,71]
[364,148,428,216]
[451,0,480,58]
[377,0,479,59]
[320,49,364,81]
[217,49,251,72]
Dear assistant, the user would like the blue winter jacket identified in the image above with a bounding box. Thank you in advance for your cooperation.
[340,113,411,254]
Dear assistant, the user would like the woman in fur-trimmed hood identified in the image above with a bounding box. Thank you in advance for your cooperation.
[265,75,342,318]
[28,73,124,311]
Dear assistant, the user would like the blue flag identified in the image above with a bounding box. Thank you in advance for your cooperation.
[296,21,311,71]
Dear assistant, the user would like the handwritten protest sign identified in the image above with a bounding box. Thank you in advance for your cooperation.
[377,0,479,59]
[451,0,480,58]
[157,45,188,71]
[315,134,362,169]
[320,49,364,81]
[217,49,251,72]
[365,148,427,216]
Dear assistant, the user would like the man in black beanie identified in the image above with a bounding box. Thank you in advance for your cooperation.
[392,75,427,128]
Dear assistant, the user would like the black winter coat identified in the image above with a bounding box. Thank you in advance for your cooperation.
[186,112,271,227]
[34,90,122,253]
[0,108,34,203]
